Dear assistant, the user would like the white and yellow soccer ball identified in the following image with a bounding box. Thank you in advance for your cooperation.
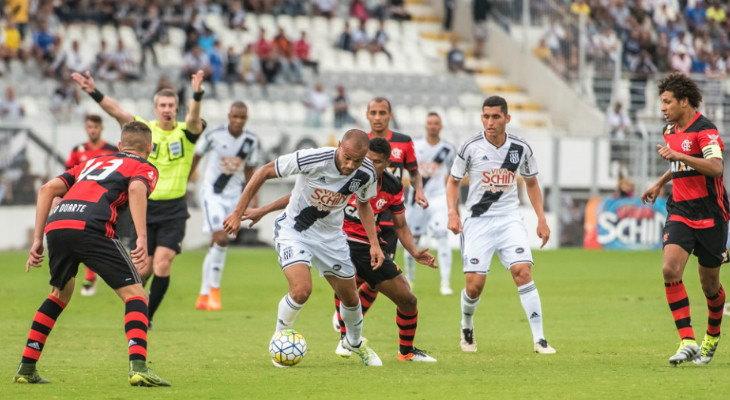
[270,329,307,367]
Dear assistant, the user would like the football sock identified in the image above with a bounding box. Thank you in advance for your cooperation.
[22,295,66,364]
[460,289,480,330]
[124,296,148,362]
[334,295,346,336]
[403,237,419,283]
[207,244,227,289]
[397,307,418,354]
[147,275,170,322]
[84,267,96,283]
[665,280,694,340]
[358,282,378,316]
[199,252,212,296]
[437,236,452,287]
[275,294,303,331]
[706,286,725,337]
[518,281,545,342]
[340,300,364,347]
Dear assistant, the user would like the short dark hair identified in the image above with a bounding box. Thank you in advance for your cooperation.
[427,112,441,119]
[367,97,392,113]
[658,72,702,109]
[121,121,152,152]
[342,129,370,150]
[153,88,179,105]
[85,114,102,124]
[369,137,391,157]
[482,96,509,115]
[231,101,247,110]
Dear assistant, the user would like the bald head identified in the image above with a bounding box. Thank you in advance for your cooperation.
[336,129,370,176]
[341,129,370,151]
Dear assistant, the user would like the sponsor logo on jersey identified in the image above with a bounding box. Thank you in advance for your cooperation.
[470,258,479,264]
[349,179,361,192]
[310,189,350,211]
[419,161,441,178]
[515,247,524,254]
[332,264,342,271]
[681,139,692,152]
[220,156,244,174]
[148,171,154,180]
[509,150,520,164]
[481,169,516,192]
[670,160,695,172]
[318,176,327,184]
[375,198,387,210]
[391,148,403,159]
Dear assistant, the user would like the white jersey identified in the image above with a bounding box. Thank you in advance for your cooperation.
[275,147,377,240]
[413,137,457,200]
[194,125,260,198]
[451,132,538,217]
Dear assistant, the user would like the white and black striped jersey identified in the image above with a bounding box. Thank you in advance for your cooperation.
[194,125,259,197]
[451,132,538,217]
[413,137,457,200]
[274,147,377,239]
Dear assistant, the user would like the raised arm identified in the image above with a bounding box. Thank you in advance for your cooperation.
[71,71,135,126]
[393,212,436,268]
[357,200,384,269]
[128,180,150,269]
[185,70,205,135]
[26,178,69,271]
[222,161,278,235]
[523,176,550,248]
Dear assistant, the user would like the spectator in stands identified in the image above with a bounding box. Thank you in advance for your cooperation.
[371,19,392,60]
[302,83,330,128]
[294,31,319,76]
[1,17,28,71]
[224,46,241,95]
[49,76,80,122]
[137,5,164,74]
[333,84,356,128]
[444,0,455,31]
[609,0,631,36]
[623,28,642,68]
[351,0,369,21]
[706,52,727,78]
[254,28,280,84]
[446,39,472,74]
[31,19,55,67]
[596,25,619,62]
[112,39,139,82]
[240,43,266,88]
[4,0,29,39]
[670,45,692,75]
[706,0,726,24]
[0,86,24,122]
[54,40,90,76]
[608,102,631,140]
[11,160,45,205]
[209,40,225,96]
[183,44,212,88]
[533,37,552,64]
[352,19,371,53]
[198,27,218,54]
[0,168,13,205]
[570,0,590,17]
[654,32,671,72]
[277,0,307,16]
[544,17,566,59]
[336,22,355,53]
[312,0,337,18]
[388,0,412,21]
[653,2,679,30]
[273,27,301,84]
[472,0,489,58]
[685,1,708,33]
[669,30,694,58]
[228,0,247,30]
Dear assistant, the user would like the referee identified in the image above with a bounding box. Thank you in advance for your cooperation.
[72,70,207,326]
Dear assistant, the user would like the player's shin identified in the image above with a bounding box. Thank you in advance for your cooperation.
[207,244,227,289]
[460,289,480,330]
[21,295,67,365]
[403,251,416,283]
[359,283,379,315]
[199,253,212,296]
[707,286,725,337]
[340,299,364,346]
[666,280,695,340]
[275,294,304,331]
[437,236,452,289]
[397,307,418,354]
[124,296,148,362]
[518,281,545,342]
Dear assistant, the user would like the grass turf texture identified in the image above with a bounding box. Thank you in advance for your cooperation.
[3,248,730,399]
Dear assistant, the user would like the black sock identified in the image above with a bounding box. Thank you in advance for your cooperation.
[147,275,170,321]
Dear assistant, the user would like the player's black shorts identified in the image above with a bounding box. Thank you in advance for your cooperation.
[663,220,728,267]
[145,197,189,255]
[47,229,142,290]
[348,241,402,287]
[379,225,398,260]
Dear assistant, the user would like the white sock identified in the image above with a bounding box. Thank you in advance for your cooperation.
[340,300,364,347]
[436,236,452,288]
[275,294,304,331]
[403,237,418,283]
[199,252,211,295]
[518,281,544,342]
[461,289,480,330]
[207,244,227,289]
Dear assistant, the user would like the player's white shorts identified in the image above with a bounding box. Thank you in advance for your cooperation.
[273,213,355,279]
[460,212,533,274]
[405,195,449,239]
[200,189,238,234]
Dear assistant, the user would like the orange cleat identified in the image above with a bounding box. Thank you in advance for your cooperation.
[207,288,222,311]
[196,295,209,310]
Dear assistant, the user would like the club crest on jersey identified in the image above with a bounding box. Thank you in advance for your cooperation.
[391,148,403,159]
[310,189,349,211]
[375,198,388,210]
[681,139,692,152]
[481,169,516,192]
[509,150,520,164]
[708,134,720,145]
[348,179,361,193]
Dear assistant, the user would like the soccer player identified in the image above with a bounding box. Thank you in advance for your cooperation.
[13,121,170,386]
[222,130,384,367]
[403,112,457,295]
[641,72,729,365]
[245,138,438,362]
[190,101,259,311]
[71,69,206,326]
[446,96,556,354]
[65,113,118,296]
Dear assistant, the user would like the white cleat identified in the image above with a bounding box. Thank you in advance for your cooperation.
[724,302,730,316]
[271,359,290,368]
[440,286,453,296]
[398,348,437,362]
[342,337,382,366]
[335,339,352,358]
[669,339,700,365]
[460,328,477,352]
[80,280,97,296]
[534,339,557,354]
[332,311,341,333]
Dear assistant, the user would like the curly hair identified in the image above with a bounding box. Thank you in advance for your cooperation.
[657,72,702,109]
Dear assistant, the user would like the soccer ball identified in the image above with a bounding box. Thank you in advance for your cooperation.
[269,329,307,367]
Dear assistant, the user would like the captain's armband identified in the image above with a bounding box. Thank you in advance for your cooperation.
[702,144,723,159]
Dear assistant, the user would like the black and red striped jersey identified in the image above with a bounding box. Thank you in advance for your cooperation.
[663,112,730,228]
[46,152,158,238]
[368,130,418,181]
[343,170,405,244]
[65,141,118,169]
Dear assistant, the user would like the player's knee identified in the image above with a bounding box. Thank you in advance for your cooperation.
[398,293,418,313]
[661,262,682,281]
[212,232,230,247]
[510,264,533,285]
[289,287,311,304]
[464,285,482,299]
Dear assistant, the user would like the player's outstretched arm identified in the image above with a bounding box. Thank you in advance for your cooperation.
[243,194,291,228]
[656,144,724,177]
[223,161,278,235]
[71,71,134,126]
[641,169,671,204]
[408,168,429,209]
[128,180,150,269]
[446,175,461,234]
[27,178,69,271]
[357,200,384,269]
[524,176,550,248]
[392,212,437,268]
[184,70,206,135]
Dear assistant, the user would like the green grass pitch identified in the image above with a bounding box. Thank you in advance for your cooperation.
[3,248,730,399]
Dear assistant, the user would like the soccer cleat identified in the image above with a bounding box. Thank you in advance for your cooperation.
[693,334,720,365]
[335,339,352,358]
[128,360,171,387]
[80,279,97,296]
[398,348,437,362]
[342,337,382,366]
[724,302,730,316]
[668,339,700,365]
[271,359,291,368]
[460,328,477,352]
[195,295,209,310]
[13,363,49,384]
[440,286,453,296]
[207,288,221,311]
[534,339,557,354]
[332,310,341,333]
